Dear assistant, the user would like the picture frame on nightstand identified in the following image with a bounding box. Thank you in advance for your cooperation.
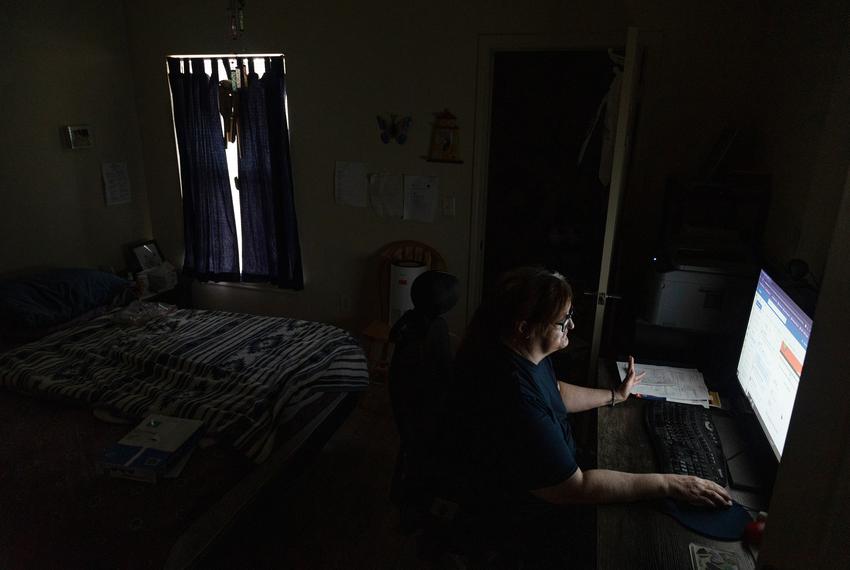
[126,239,164,275]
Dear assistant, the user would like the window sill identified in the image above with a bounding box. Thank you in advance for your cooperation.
[198,281,301,296]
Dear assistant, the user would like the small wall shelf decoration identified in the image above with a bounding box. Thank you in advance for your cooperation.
[426,109,463,163]
[66,125,94,149]
[377,114,412,144]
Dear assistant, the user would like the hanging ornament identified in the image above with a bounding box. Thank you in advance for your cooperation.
[228,0,246,40]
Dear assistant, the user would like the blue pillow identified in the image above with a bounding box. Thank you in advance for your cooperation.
[0,268,131,332]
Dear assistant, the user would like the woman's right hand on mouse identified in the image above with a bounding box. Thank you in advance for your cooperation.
[664,474,732,508]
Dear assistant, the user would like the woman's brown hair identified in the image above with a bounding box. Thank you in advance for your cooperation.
[461,266,573,350]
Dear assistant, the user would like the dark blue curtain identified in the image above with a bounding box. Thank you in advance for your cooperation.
[238,57,304,289]
[167,58,240,282]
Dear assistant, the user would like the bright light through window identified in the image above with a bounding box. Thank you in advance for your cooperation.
[201,57,270,275]
[170,54,291,280]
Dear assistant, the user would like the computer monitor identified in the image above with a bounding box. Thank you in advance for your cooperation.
[736,270,813,460]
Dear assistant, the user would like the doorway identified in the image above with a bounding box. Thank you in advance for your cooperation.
[481,49,618,382]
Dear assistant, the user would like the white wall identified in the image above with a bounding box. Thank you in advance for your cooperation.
[123,0,772,335]
[2,1,841,333]
[756,0,850,280]
[0,0,150,272]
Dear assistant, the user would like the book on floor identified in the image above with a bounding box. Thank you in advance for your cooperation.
[97,414,204,483]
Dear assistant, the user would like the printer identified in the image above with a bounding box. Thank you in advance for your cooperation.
[643,179,768,334]
[645,255,756,334]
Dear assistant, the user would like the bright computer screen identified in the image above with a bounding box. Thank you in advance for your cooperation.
[736,270,813,460]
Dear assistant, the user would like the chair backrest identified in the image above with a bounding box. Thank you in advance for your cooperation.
[377,241,446,324]
[387,271,458,513]
[388,271,457,442]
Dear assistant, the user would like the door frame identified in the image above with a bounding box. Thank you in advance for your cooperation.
[586,27,643,381]
[466,31,627,322]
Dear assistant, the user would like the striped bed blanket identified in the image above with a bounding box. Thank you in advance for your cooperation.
[0,308,369,461]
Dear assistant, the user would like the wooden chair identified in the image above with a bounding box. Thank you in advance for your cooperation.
[361,241,447,381]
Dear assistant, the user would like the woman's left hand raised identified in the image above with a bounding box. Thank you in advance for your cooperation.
[615,355,645,403]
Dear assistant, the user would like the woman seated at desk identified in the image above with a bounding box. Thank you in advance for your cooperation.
[450,267,731,562]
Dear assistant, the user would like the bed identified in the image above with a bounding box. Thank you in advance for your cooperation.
[0,269,369,568]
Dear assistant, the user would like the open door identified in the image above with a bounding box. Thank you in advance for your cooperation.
[585,27,643,383]
[468,29,645,382]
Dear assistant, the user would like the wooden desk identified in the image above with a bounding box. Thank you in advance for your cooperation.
[595,362,758,569]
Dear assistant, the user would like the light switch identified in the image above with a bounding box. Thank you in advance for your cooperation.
[441,195,456,217]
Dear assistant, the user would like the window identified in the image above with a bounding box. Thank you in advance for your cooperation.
[166,55,303,289]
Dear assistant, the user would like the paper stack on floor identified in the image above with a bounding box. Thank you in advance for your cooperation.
[97,414,204,483]
[616,362,710,407]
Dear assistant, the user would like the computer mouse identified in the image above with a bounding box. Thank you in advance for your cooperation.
[743,512,768,546]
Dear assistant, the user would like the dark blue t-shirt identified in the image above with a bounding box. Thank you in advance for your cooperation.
[455,343,578,498]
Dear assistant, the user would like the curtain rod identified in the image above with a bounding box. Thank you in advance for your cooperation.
[167,53,284,58]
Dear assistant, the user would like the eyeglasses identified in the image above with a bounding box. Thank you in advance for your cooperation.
[553,307,575,333]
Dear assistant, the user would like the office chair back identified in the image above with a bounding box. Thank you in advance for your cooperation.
[388,270,458,523]
[388,272,530,565]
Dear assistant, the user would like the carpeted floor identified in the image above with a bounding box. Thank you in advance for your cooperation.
[206,381,430,569]
[205,373,598,569]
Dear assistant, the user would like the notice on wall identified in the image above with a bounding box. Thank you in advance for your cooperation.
[403,175,439,223]
[334,161,368,208]
[368,173,403,218]
[102,162,131,206]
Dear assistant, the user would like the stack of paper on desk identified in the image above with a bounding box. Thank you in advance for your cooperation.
[616,362,710,407]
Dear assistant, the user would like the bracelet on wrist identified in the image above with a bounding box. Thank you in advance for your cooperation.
[609,388,615,407]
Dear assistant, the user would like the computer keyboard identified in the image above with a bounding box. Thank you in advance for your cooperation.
[645,401,728,487]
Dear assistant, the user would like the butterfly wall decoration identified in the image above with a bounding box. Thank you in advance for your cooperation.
[376,114,412,144]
